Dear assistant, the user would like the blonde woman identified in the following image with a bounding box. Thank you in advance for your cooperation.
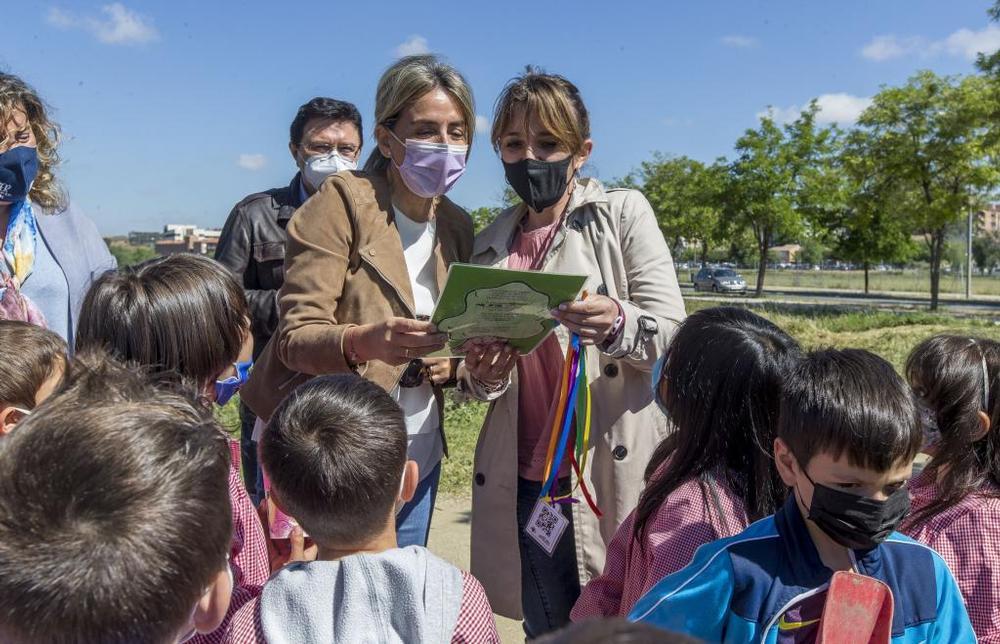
[459,70,686,636]
[0,72,115,340]
[243,55,475,548]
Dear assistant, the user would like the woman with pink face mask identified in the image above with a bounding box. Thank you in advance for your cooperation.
[242,54,475,548]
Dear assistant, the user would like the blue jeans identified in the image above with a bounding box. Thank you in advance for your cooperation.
[395,461,442,548]
[516,476,580,639]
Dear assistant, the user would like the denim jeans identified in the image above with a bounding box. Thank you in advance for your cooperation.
[238,402,262,506]
[395,461,442,548]
[516,476,581,639]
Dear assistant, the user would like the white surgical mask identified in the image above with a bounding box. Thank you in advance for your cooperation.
[302,151,357,192]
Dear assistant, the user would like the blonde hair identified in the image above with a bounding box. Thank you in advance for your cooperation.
[363,55,475,175]
[0,73,65,212]
[491,68,590,156]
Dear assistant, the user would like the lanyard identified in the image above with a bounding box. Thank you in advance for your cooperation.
[538,326,602,517]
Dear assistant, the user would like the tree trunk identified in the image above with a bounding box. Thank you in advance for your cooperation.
[755,240,768,297]
[700,239,709,265]
[864,259,871,295]
[929,229,943,311]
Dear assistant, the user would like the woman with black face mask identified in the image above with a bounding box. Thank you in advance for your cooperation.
[456,68,686,638]
[0,73,115,342]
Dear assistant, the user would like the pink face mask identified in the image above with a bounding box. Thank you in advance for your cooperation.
[389,131,468,198]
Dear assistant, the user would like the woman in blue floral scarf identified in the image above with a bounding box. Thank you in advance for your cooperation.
[0,73,115,342]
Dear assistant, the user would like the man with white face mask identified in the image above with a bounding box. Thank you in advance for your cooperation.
[215,97,363,503]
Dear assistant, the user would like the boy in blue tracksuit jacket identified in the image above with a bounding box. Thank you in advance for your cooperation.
[629,349,975,643]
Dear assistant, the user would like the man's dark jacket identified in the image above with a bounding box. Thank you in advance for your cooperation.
[215,174,305,359]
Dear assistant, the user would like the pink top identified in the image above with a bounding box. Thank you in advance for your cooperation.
[902,468,1000,642]
[507,220,572,481]
[223,569,500,644]
[571,473,749,620]
[191,440,270,644]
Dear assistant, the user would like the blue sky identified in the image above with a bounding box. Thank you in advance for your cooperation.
[2,1,997,235]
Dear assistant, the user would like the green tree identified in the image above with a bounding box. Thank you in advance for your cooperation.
[973,230,1000,274]
[631,154,726,263]
[468,186,521,233]
[721,103,833,296]
[107,242,157,267]
[828,129,916,293]
[856,71,999,309]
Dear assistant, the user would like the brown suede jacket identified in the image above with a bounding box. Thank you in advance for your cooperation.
[241,170,473,426]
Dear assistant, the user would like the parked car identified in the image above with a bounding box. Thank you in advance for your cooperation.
[693,267,748,294]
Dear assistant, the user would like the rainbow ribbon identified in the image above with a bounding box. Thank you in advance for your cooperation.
[538,332,602,517]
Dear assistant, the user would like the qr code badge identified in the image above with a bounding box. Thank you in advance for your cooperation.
[525,499,570,556]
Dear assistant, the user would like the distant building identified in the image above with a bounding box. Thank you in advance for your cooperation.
[128,231,164,246]
[978,204,1000,235]
[768,243,802,264]
[152,224,221,257]
[163,224,222,241]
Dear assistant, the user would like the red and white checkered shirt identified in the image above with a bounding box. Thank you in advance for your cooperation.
[902,468,1000,643]
[222,568,499,643]
[571,473,749,620]
[191,440,270,644]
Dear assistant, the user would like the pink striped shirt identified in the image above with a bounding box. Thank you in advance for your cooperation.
[191,440,269,644]
[571,473,749,619]
[902,468,1000,642]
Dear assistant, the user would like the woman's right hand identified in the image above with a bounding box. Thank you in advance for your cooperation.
[463,340,519,386]
[346,317,448,366]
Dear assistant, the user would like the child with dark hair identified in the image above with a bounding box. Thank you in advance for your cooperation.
[572,307,799,619]
[902,335,1000,640]
[630,348,975,642]
[0,320,66,433]
[224,374,499,644]
[76,254,266,643]
[0,351,233,643]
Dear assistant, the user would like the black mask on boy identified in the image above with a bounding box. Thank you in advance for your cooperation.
[799,465,911,551]
[503,156,573,212]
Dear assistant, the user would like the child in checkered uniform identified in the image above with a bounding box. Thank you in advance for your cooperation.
[572,307,801,619]
[0,353,234,643]
[76,254,269,643]
[903,335,1000,641]
[223,375,499,644]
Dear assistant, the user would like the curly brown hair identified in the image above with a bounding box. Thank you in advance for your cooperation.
[0,73,65,212]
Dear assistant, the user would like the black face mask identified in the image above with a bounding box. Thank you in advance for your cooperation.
[799,465,911,551]
[503,156,573,212]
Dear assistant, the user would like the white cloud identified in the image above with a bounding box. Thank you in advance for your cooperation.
[757,93,872,125]
[475,114,491,136]
[860,35,923,61]
[939,25,1000,61]
[395,35,430,58]
[861,25,1000,62]
[237,154,267,171]
[45,3,159,45]
[721,35,757,48]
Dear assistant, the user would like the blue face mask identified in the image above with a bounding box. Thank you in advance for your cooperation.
[214,360,252,406]
[0,146,39,202]
[651,354,669,417]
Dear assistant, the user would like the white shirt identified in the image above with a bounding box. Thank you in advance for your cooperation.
[392,206,442,481]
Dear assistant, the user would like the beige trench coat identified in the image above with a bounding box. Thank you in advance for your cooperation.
[460,178,686,619]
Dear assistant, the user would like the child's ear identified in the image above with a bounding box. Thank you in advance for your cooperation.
[0,406,26,435]
[975,411,992,442]
[192,565,232,635]
[400,460,419,504]
[773,438,799,488]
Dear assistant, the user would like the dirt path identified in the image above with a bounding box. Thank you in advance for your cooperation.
[428,494,524,643]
